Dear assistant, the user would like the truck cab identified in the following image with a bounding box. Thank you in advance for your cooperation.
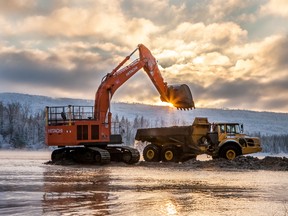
[207,122,262,160]
[214,123,242,141]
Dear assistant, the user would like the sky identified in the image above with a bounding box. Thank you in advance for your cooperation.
[0,0,287,113]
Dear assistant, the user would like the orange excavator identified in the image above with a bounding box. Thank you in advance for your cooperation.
[45,44,194,164]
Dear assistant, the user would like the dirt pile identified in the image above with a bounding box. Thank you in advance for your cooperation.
[181,156,288,171]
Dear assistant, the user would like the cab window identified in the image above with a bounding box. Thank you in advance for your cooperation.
[227,124,239,134]
[219,124,225,133]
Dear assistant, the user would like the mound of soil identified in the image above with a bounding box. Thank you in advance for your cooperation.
[180,156,288,171]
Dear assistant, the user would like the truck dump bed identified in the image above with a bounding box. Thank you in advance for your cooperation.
[135,125,193,146]
[135,118,210,154]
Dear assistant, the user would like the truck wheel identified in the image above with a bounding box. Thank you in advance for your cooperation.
[161,146,179,162]
[220,145,240,160]
[143,144,161,162]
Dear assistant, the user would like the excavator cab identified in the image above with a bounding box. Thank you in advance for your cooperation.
[165,84,195,110]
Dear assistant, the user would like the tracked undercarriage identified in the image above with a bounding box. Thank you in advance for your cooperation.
[51,146,140,165]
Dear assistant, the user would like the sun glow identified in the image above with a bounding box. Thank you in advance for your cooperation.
[155,101,175,108]
[165,200,178,215]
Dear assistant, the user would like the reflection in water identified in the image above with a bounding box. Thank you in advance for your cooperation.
[0,155,287,216]
[41,165,287,216]
[42,166,111,215]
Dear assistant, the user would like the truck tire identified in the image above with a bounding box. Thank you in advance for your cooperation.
[219,145,241,160]
[161,146,179,162]
[143,144,161,162]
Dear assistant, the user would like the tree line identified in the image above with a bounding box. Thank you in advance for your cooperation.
[0,102,45,149]
[0,102,287,153]
[250,132,288,154]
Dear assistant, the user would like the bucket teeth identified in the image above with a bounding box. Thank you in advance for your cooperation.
[175,107,194,111]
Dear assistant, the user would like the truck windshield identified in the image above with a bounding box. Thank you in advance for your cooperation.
[226,124,240,134]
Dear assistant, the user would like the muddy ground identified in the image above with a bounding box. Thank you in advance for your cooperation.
[46,156,288,171]
[171,156,288,171]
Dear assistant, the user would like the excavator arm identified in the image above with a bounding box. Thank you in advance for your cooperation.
[139,44,194,109]
[94,44,195,122]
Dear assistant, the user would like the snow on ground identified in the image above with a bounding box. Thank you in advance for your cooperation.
[1,92,288,136]
[0,150,51,160]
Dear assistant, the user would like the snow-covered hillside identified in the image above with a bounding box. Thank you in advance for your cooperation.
[0,92,288,135]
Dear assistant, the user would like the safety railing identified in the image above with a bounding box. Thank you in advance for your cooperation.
[45,105,94,126]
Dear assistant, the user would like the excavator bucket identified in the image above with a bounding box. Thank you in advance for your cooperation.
[166,84,195,110]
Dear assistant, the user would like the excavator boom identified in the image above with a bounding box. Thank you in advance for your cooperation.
[94,44,195,122]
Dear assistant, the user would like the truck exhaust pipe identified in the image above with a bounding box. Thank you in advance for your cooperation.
[166,84,195,110]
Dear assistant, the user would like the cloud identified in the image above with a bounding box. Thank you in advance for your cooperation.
[0,1,161,49]
[209,0,248,20]
[165,22,247,48]
[121,0,185,26]
[0,0,37,13]
[157,33,288,111]
[185,75,288,111]
[0,44,108,98]
[259,35,288,70]
[260,0,288,17]
[0,0,287,112]
[0,16,15,35]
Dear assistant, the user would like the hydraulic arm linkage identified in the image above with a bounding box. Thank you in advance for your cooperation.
[94,44,195,124]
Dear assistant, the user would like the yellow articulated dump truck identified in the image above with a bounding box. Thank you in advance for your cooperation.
[135,117,262,162]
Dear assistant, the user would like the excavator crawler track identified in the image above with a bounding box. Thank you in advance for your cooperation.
[50,146,140,165]
[87,147,111,165]
[121,146,141,164]
[106,146,140,164]
[51,147,111,165]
